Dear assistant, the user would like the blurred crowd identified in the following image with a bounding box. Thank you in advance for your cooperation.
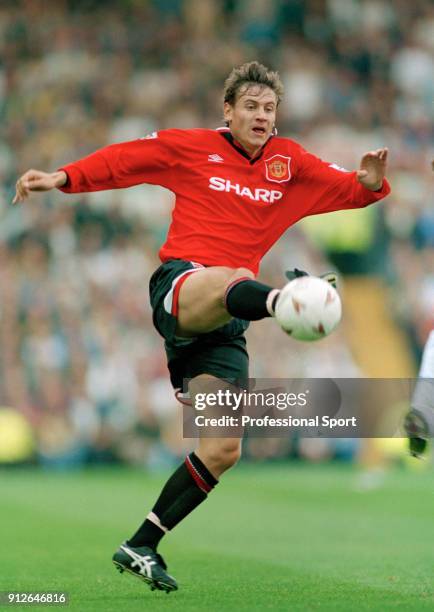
[0,0,433,467]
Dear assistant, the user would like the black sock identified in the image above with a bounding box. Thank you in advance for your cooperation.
[224,278,280,320]
[127,452,218,550]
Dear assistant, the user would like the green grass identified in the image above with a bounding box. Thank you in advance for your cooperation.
[1,463,433,611]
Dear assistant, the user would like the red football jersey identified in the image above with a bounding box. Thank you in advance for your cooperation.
[59,128,390,274]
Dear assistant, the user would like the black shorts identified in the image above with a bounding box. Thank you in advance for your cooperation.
[149,259,250,390]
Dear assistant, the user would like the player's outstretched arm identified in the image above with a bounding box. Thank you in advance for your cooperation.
[356,147,388,191]
[13,169,67,204]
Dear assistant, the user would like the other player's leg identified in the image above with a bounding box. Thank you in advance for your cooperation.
[405,329,434,457]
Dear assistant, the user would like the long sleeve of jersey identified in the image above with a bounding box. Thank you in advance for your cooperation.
[296,147,391,215]
[58,131,177,193]
[55,127,392,273]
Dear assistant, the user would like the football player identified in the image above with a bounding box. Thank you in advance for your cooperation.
[14,61,390,592]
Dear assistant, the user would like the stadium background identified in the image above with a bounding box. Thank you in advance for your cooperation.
[0,0,433,469]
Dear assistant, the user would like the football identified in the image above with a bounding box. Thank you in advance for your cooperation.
[275,276,342,341]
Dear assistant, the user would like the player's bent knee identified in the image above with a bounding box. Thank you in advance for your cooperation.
[205,267,253,305]
[225,267,255,291]
[205,441,242,472]
[221,447,241,470]
[194,267,253,303]
[177,266,253,335]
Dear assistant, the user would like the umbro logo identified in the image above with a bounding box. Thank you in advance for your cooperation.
[208,154,224,163]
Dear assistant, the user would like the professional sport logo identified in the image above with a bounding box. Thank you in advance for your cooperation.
[264,155,291,184]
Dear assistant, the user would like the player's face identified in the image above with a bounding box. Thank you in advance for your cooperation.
[224,85,277,157]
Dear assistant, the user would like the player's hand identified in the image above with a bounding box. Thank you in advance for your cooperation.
[356,148,388,191]
[13,169,67,204]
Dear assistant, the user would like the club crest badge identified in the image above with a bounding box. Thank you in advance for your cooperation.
[264,155,291,184]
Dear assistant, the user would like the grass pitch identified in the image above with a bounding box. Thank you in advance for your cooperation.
[1,462,433,611]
